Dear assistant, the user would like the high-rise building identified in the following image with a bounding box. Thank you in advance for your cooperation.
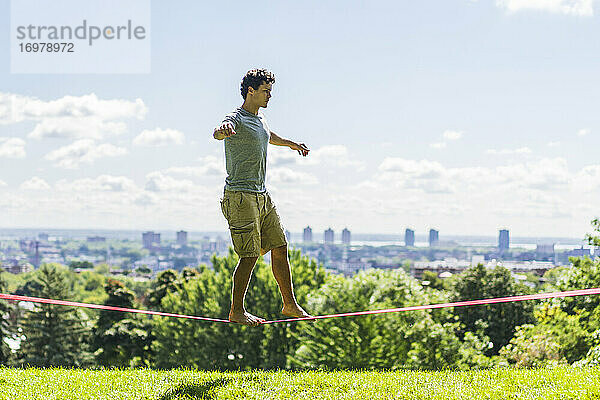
[177,230,188,246]
[142,231,161,250]
[38,233,49,242]
[536,244,555,255]
[324,228,334,244]
[285,230,291,242]
[429,229,439,247]
[303,226,313,242]
[498,229,509,251]
[405,228,415,247]
[342,228,351,245]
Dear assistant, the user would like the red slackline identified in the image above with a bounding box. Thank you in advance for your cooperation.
[2,288,600,325]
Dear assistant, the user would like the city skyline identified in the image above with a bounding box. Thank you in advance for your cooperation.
[0,226,592,247]
[0,1,599,237]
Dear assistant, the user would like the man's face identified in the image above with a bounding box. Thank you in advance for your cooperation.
[249,81,272,108]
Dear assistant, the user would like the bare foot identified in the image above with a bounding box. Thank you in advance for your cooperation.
[229,310,265,326]
[282,303,312,318]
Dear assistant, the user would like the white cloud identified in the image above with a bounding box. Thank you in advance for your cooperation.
[162,156,224,178]
[133,192,158,206]
[0,92,147,125]
[19,177,51,191]
[573,164,600,191]
[144,172,196,193]
[0,137,26,158]
[486,147,532,155]
[28,117,127,140]
[374,156,575,196]
[301,145,365,170]
[443,130,463,140]
[268,167,318,185]
[379,158,445,178]
[377,158,454,193]
[496,0,594,16]
[133,128,185,147]
[496,157,570,190]
[268,145,365,170]
[430,130,463,149]
[45,139,128,169]
[0,180,6,187]
[269,149,298,167]
[56,175,137,193]
[578,128,591,137]
[2,92,147,142]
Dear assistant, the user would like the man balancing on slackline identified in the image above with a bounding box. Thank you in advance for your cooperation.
[213,68,312,326]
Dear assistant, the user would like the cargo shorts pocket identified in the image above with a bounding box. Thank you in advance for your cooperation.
[220,197,229,220]
[230,220,258,255]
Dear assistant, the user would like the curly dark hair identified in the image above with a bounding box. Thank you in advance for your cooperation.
[240,68,275,99]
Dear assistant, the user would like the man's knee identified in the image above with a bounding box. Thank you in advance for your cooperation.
[271,244,288,257]
[237,256,259,269]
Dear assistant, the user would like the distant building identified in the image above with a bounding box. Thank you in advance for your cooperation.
[303,226,313,242]
[87,236,106,242]
[429,229,439,247]
[38,233,49,242]
[498,229,509,252]
[405,228,415,247]
[536,244,555,255]
[142,231,161,250]
[567,246,591,257]
[285,230,291,242]
[411,258,470,279]
[2,260,34,274]
[324,228,334,244]
[176,230,188,246]
[342,228,351,245]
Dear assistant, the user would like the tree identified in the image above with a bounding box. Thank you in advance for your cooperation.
[68,261,94,270]
[17,265,93,367]
[498,324,567,368]
[452,264,534,355]
[146,269,180,309]
[0,268,12,364]
[152,248,327,369]
[544,254,600,362]
[422,270,445,290]
[586,218,600,247]
[291,268,490,370]
[92,278,153,367]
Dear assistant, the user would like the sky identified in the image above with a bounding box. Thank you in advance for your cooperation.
[0,0,599,238]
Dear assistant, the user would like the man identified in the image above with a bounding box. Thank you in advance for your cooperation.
[213,68,311,326]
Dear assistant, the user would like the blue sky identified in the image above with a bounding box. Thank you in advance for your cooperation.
[0,0,599,238]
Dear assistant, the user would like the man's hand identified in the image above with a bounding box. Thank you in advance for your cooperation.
[213,122,236,140]
[290,142,309,157]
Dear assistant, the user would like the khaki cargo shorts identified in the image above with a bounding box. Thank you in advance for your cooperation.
[220,190,288,258]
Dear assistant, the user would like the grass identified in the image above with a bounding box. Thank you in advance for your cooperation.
[0,366,599,399]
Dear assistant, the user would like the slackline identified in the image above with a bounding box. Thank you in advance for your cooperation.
[2,288,600,325]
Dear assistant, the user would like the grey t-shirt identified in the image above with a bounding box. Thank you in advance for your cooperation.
[221,106,271,193]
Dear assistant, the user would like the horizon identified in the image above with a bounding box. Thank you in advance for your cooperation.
[0,226,592,245]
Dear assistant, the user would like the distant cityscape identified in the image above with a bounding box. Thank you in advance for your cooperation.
[0,227,598,286]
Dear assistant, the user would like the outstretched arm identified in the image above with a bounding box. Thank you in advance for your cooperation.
[269,131,309,156]
[213,122,236,140]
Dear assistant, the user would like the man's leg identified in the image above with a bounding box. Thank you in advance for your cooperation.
[229,255,264,326]
[270,245,311,318]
